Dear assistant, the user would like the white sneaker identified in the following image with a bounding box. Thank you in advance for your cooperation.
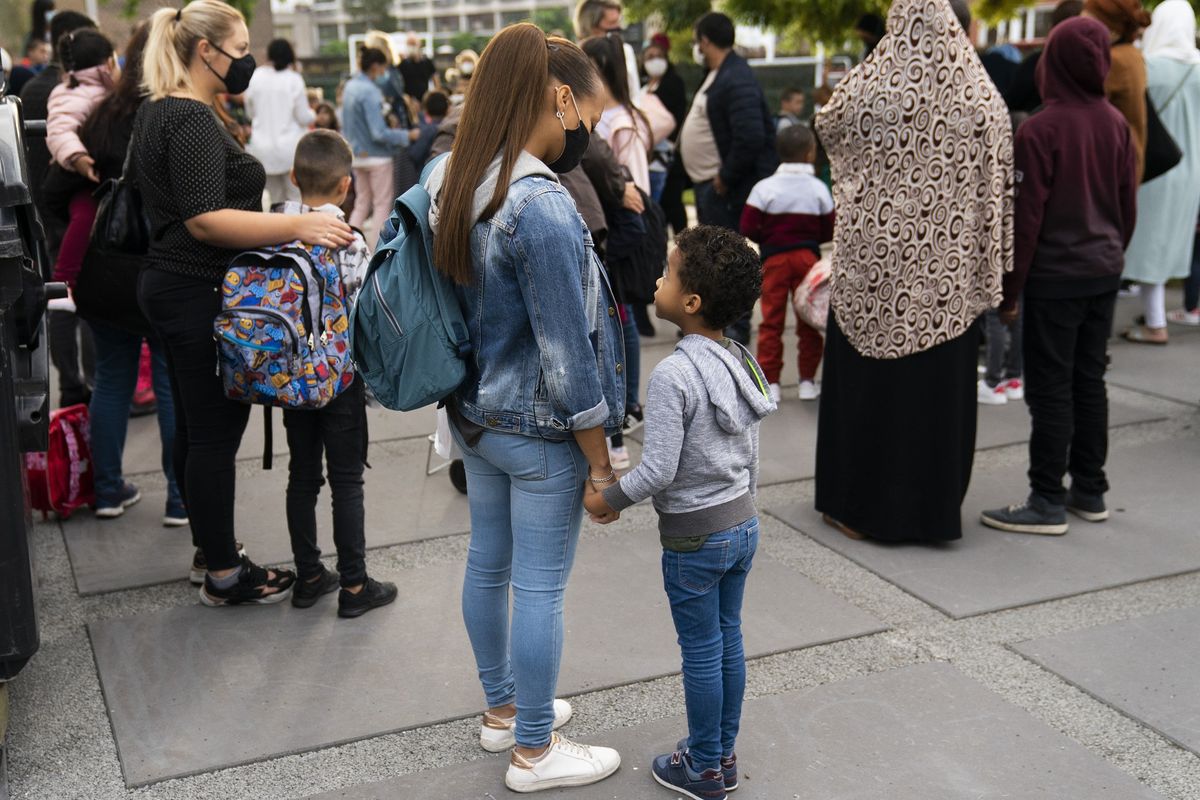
[480,699,574,753]
[977,379,1008,405]
[505,732,621,793]
[1004,378,1024,401]
[1167,308,1200,327]
[798,380,820,401]
[609,445,631,471]
[768,383,781,404]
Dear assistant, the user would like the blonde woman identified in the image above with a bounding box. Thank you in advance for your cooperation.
[134,0,353,605]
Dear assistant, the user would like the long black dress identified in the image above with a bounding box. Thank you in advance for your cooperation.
[815,313,981,542]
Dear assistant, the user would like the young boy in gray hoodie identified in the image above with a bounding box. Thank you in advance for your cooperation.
[584,225,775,800]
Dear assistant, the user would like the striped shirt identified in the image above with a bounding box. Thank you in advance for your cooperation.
[739,163,835,259]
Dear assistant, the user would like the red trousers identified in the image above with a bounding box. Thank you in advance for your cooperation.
[53,190,99,287]
[757,248,824,383]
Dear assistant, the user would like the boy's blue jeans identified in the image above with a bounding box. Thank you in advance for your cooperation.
[451,426,588,748]
[662,516,758,771]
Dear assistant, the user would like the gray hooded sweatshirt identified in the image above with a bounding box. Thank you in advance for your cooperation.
[603,335,776,538]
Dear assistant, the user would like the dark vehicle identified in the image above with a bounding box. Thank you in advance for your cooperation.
[0,56,66,794]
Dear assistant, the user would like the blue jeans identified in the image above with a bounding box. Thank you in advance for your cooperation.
[87,321,181,511]
[622,305,640,409]
[662,517,758,771]
[451,425,588,748]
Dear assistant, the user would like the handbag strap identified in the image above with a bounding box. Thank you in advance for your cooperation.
[1156,63,1197,115]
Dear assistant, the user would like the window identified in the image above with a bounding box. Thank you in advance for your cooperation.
[467,13,493,32]
[435,15,459,32]
[317,23,341,47]
[273,25,295,42]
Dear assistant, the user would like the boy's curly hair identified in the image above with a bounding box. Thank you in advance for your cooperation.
[674,225,762,331]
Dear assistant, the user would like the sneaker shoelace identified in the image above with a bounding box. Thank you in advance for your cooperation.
[552,733,593,758]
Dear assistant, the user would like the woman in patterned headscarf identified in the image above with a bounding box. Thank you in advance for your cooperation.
[813,0,1014,543]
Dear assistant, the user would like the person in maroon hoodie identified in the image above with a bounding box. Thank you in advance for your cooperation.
[981,15,1138,537]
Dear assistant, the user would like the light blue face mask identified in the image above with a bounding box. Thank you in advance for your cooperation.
[374,72,390,88]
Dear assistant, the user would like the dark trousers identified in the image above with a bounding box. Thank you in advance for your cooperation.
[660,157,688,236]
[1023,292,1116,505]
[138,268,249,570]
[49,309,95,406]
[283,377,368,588]
[694,181,752,345]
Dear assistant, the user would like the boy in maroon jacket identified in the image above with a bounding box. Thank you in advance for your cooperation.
[982,16,1137,536]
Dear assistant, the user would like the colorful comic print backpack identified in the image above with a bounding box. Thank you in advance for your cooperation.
[215,243,354,410]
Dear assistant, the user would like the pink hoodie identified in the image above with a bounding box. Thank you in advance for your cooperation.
[46,64,113,169]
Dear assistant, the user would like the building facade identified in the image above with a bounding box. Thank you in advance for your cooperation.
[272,0,574,58]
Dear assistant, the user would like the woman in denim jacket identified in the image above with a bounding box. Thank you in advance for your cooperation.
[425,24,626,793]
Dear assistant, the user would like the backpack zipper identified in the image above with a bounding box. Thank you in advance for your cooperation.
[371,269,404,336]
[215,308,302,355]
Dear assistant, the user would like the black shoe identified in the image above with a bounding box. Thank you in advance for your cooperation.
[190,541,247,585]
[292,567,341,608]
[199,556,296,606]
[1067,488,1109,522]
[338,577,398,618]
[449,459,468,495]
[622,404,644,436]
[981,494,1068,535]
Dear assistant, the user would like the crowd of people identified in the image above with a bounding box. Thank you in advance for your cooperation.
[3,0,1197,795]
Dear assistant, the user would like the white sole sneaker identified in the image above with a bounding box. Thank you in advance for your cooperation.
[1067,505,1109,523]
[504,733,620,793]
[480,699,573,752]
[798,381,820,401]
[163,515,190,528]
[94,489,143,519]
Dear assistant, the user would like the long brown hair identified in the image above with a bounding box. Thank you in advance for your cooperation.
[581,34,651,153]
[433,23,600,285]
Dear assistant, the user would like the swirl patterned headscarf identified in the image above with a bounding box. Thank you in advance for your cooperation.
[815,0,1013,360]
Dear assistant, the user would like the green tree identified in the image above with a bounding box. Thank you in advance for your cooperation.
[531,6,572,34]
[448,31,490,53]
[345,0,395,33]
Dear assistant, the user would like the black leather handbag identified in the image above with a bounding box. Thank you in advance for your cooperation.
[91,138,150,254]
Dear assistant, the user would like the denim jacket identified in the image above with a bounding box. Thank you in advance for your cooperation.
[342,72,410,160]
[426,152,626,440]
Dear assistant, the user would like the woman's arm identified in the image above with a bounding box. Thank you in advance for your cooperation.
[185,209,353,250]
[292,73,316,127]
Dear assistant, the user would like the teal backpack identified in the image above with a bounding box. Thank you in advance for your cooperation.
[350,155,471,411]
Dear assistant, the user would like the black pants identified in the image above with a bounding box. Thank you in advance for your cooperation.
[283,377,367,587]
[138,268,249,570]
[49,309,95,406]
[1023,292,1115,504]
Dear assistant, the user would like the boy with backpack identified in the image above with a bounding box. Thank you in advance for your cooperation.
[981,17,1138,536]
[739,123,835,403]
[273,130,397,616]
[584,226,775,800]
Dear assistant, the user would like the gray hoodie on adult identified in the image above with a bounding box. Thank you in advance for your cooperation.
[603,335,776,538]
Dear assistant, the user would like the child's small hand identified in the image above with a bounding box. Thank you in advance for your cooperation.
[583,482,617,523]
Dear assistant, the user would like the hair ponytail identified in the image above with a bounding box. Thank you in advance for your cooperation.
[57,28,114,87]
[142,0,243,100]
[433,23,600,285]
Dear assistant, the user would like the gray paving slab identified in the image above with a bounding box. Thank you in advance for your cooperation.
[1013,605,1200,755]
[88,532,884,786]
[630,394,1161,486]
[64,436,471,595]
[1107,330,1200,406]
[121,402,438,476]
[306,661,1165,800]
[764,435,1200,618]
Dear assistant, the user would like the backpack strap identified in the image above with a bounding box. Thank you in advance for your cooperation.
[1157,63,1197,115]
[262,406,272,470]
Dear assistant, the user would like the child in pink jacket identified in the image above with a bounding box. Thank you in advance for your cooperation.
[46,28,116,287]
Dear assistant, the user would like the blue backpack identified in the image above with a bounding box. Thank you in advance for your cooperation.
[350,156,471,411]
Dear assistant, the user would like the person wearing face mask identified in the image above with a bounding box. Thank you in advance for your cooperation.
[424,23,625,793]
[343,46,419,247]
[679,11,777,345]
[454,48,478,94]
[134,0,355,606]
[643,33,688,237]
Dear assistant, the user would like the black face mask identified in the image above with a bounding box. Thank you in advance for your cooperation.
[204,41,256,95]
[546,89,590,174]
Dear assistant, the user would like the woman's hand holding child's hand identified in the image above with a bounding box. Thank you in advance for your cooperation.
[583,482,619,524]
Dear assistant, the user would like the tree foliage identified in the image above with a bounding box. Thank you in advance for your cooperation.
[531,6,572,35]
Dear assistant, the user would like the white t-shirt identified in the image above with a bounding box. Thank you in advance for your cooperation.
[244,67,317,176]
[679,70,721,184]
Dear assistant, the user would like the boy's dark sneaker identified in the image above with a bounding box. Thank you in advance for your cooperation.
[199,556,295,606]
[292,567,341,608]
[622,404,645,436]
[338,577,398,618]
[94,482,142,519]
[676,739,737,791]
[652,748,727,800]
[1067,488,1109,522]
[190,542,248,585]
[980,494,1068,535]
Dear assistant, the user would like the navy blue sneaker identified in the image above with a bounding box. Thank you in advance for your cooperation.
[94,482,141,519]
[652,748,727,800]
[163,500,189,528]
[676,739,738,792]
[980,493,1068,535]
